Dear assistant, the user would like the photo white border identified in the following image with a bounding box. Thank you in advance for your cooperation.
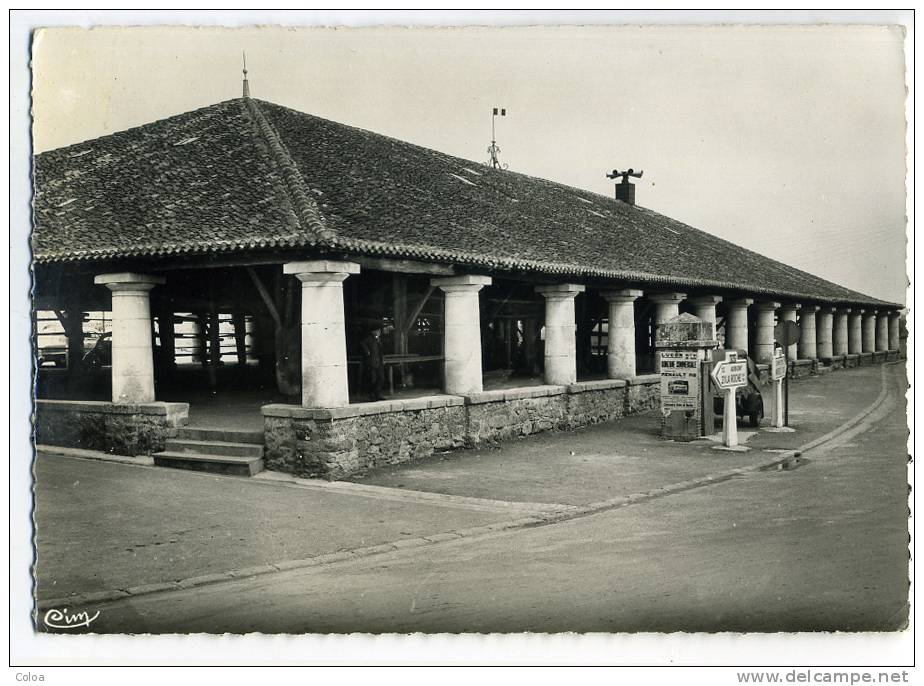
[9,8,916,673]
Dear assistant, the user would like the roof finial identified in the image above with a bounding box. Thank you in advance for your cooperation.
[242,51,250,98]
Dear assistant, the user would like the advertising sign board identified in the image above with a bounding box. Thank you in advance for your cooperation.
[659,349,700,413]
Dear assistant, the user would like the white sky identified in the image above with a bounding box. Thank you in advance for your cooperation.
[31,24,908,304]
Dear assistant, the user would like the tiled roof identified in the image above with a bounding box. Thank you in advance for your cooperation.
[33,97,898,308]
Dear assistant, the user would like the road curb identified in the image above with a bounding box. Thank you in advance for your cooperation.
[36,364,896,613]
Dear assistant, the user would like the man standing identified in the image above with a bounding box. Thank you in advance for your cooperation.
[360,324,386,401]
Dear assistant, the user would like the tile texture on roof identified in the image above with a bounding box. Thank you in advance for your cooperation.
[32,98,897,308]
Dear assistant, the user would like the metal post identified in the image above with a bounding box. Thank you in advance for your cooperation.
[784,346,790,426]
[723,387,738,448]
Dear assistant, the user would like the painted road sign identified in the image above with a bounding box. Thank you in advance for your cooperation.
[711,351,747,390]
[771,349,787,380]
[774,321,801,347]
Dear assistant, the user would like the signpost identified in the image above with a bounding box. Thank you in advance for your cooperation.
[770,348,787,428]
[774,320,801,427]
[710,350,748,448]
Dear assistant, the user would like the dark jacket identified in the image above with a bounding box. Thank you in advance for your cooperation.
[360,332,385,370]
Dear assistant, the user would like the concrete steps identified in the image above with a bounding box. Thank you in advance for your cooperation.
[154,426,265,476]
[176,426,265,445]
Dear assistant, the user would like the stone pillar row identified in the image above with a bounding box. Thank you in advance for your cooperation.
[779,303,800,361]
[94,272,165,404]
[753,301,780,364]
[95,265,898,410]
[832,308,850,356]
[862,311,877,353]
[848,310,864,354]
[724,298,753,353]
[601,289,643,379]
[875,311,889,352]
[432,275,492,395]
[888,312,901,352]
[798,305,819,360]
[815,307,834,359]
[535,284,585,385]
[284,260,361,408]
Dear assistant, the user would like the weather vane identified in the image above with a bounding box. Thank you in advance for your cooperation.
[487,107,507,170]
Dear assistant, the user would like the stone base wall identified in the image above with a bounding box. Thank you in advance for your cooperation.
[264,377,660,479]
[872,351,888,363]
[858,352,874,366]
[886,350,899,362]
[821,355,846,370]
[35,400,189,455]
[263,396,466,479]
[844,354,859,369]
[465,386,569,445]
[790,359,816,378]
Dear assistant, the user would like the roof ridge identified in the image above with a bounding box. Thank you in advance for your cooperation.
[242,98,334,242]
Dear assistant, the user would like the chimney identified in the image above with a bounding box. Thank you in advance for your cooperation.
[606,168,643,206]
[614,181,635,205]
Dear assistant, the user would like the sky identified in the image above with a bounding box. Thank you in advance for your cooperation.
[31,23,909,305]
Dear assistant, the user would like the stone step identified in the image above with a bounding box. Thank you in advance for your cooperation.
[152,450,264,477]
[164,438,264,458]
[177,426,265,445]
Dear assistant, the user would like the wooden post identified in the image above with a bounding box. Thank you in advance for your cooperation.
[233,310,247,366]
[157,301,176,373]
[393,274,410,387]
[194,311,208,368]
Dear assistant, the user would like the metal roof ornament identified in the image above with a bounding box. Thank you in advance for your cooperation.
[242,51,250,98]
[487,107,507,170]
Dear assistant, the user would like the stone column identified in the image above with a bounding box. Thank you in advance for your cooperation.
[283,260,360,408]
[849,310,864,354]
[724,298,754,353]
[816,307,834,359]
[536,284,585,385]
[601,288,643,379]
[753,301,780,365]
[889,312,901,351]
[94,272,165,404]
[875,311,890,352]
[779,303,801,360]
[832,308,850,356]
[862,311,876,353]
[688,295,722,328]
[798,305,819,360]
[648,292,687,325]
[432,275,492,395]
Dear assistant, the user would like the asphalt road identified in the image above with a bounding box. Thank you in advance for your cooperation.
[76,364,909,634]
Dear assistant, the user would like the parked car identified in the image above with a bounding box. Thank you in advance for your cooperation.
[82,332,112,368]
[37,346,68,368]
[712,349,764,427]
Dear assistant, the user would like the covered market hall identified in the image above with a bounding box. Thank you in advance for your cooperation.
[32,95,904,479]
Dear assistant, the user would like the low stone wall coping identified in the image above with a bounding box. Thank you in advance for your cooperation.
[626,374,660,386]
[262,395,464,420]
[792,359,814,366]
[845,354,860,360]
[463,385,566,405]
[566,379,628,394]
[859,352,874,358]
[35,399,189,416]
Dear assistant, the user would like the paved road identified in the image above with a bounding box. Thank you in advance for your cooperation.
[75,364,908,634]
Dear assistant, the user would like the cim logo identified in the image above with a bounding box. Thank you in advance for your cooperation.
[43,607,100,630]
